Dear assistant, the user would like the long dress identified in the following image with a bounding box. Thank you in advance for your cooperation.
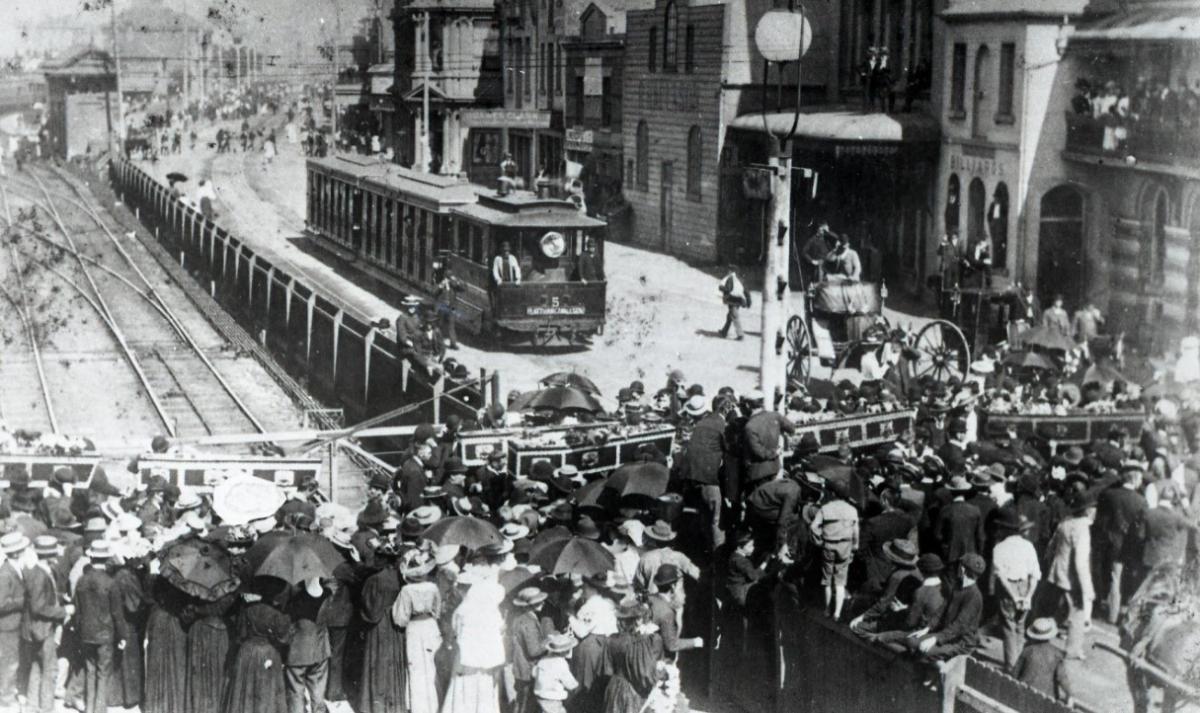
[393,581,443,713]
[187,594,235,713]
[602,631,664,713]
[143,578,189,713]
[441,577,506,713]
[359,567,406,713]
[108,566,146,708]
[222,601,291,713]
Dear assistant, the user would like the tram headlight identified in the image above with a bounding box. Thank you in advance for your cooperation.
[540,231,566,259]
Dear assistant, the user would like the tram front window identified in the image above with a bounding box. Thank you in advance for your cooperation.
[512,229,596,282]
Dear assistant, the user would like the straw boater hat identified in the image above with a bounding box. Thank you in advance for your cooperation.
[513,586,548,608]
[85,540,114,560]
[645,520,677,542]
[500,522,530,540]
[33,535,60,558]
[411,505,443,527]
[545,633,578,655]
[1026,618,1058,641]
[0,532,30,556]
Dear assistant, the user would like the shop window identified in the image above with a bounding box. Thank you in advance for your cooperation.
[945,174,960,235]
[636,121,649,190]
[997,42,1015,121]
[649,27,658,72]
[663,1,678,73]
[684,24,695,73]
[989,183,1009,271]
[686,126,702,201]
[950,43,966,116]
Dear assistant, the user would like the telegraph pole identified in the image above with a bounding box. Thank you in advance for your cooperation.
[109,0,127,152]
[760,140,792,407]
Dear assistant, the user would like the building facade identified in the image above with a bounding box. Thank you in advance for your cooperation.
[43,48,118,159]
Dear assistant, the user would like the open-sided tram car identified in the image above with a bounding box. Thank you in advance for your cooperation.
[306,155,607,344]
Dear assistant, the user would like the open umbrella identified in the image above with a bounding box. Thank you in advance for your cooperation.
[1018,326,1075,353]
[539,372,601,395]
[159,537,240,601]
[530,525,572,555]
[529,536,614,577]
[512,386,605,414]
[165,171,189,183]
[499,565,542,595]
[422,516,502,549]
[1003,350,1056,371]
[571,479,607,512]
[604,462,669,500]
[244,532,344,584]
[213,475,285,526]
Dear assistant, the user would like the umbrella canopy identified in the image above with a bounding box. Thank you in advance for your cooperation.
[571,480,607,512]
[499,565,542,594]
[213,475,285,526]
[244,532,344,584]
[1003,350,1056,371]
[165,172,189,183]
[529,536,615,577]
[512,386,605,414]
[604,462,669,500]
[530,525,572,554]
[159,537,240,601]
[1019,326,1075,353]
[422,516,502,549]
[539,372,601,395]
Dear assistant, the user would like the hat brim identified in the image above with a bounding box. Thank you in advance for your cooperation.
[1026,627,1056,641]
[515,593,548,607]
[883,542,919,567]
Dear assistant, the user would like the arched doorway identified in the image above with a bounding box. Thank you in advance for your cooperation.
[967,177,986,247]
[972,45,991,138]
[990,182,1010,272]
[1037,186,1086,308]
[945,174,961,236]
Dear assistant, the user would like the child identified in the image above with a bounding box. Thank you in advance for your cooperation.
[532,633,579,713]
[725,531,764,607]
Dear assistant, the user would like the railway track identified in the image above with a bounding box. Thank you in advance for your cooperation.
[0,167,266,439]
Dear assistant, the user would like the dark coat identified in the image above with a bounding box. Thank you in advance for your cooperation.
[1013,641,1073,702]
[0,560,25,632]
[1141,506,1198,569]
[648,593,698,654]
[743,411,795,484]
[1095,486,1147,563]
[860,510,917,596]
[683,412,726,486]
[395,456,427,512]
[745,477,802,550]
[75,565,125,645]
[509,608,546,682]
[936,499,984,564]
[20,563,65,642]
[932,583,982,648]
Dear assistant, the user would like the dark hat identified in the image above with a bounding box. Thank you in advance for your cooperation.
[150,435,171,453]
[5,465,30,489]
[145,474,169,493]
[530,460,555,481]
[487,448,506,463]
[1067,491,1097,515]
[1060,446,1085,466]
[400,516,426,539]
[948,418,968,435]
[653,564,682,589]
[796,432,821,456]
[917,553,944,575]
[883,539,919,567]
[993,508,1034,534]
[1106,426,1127,441]
[629,380,646,395]
[576,516,602,540]
[88,467,121,497]
[357,500,389,528]
[368,472,391,492]
[617,387,635,403]
[52,467,77,485]
[959,553,986,577]
[442,457,468,476]
[413,424,438,445]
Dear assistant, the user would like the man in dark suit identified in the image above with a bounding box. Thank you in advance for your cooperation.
[1086,427,1127,473]
[395,296,424,368]
[648,566,703,655]
[937,418,971,476]
[75,540,126,713]
[395,441,433,513]
[936,475,984,564]
[916,553,985,659]
[1014,618,1074,704]
[681,396,730,551]
[742,390,796,488]
[1095,465,1147,624]
[22,535,68,713]
[0,532,29,708]
[286,580,331,713]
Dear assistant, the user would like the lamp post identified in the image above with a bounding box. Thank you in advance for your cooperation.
[752,7,811,409]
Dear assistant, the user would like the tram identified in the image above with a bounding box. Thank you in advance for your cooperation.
[305,155,608,345]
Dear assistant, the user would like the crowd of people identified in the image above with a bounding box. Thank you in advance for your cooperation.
[1070,74,1200,152]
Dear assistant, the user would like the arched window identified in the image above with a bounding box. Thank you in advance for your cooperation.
[686,126,702,200]
[945,174,960,235]
[967,177,986,247]
[663,1,678,72]
[636,121,649,191]
[989,182,1009,271]
[972,45,991,137]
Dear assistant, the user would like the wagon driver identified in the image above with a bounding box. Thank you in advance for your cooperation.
[823,233,862,282]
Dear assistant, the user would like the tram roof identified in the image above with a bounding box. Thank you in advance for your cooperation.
[308,155,479,209]
[453,191,606,229]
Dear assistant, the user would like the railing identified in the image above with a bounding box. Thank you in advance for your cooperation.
[1064,112,1200,169]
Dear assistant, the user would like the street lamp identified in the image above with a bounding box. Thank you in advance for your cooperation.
[752,6,811,409]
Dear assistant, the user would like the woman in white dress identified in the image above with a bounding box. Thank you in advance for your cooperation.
[395,550,443,713]
[441,549,507,713]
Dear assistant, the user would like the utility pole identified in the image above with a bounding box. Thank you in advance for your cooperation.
[759,139,792,407]
[109,0,127,153]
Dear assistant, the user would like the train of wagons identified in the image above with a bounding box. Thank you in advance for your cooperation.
[305,155,607,345]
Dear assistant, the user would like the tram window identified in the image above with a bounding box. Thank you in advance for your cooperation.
[385,201,394,265]
[418,210,428,282]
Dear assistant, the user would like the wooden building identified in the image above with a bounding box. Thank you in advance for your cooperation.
[42,48,118,160]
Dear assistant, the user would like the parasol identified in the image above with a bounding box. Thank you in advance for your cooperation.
[1003,350,1056,371]
[571,479,608,512]
[529,536,615,577]
[421,516,503,549]
[212,475,285,526]
[159,536,240,601]
[530,525,572,554]
[243,531,345,584]
[165,172,189,183]
[1018,326,1075,353]
[604,462,669,500]
[539,372,601,395]
[511,386,605,414]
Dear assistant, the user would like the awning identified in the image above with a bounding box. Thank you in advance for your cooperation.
[727,110,939,144]
[1071,3,1200,42]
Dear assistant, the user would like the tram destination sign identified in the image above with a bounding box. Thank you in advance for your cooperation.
[527,305,586,316]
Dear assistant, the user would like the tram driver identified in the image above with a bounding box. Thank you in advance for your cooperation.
[492,241,522,286]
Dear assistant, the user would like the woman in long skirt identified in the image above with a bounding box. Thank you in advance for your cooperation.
[441,552,507,713]
[359,543,406,713]
[186,593,236,713]
[143,576,189,713]
[394,550,442,713]
[109,560,147,709]
[603,602,664,713]
[223,585,292,713]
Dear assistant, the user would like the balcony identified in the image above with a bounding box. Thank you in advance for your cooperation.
[1063,112,1200,174]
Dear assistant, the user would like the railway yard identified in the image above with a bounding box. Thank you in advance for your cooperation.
[0,165,305,452]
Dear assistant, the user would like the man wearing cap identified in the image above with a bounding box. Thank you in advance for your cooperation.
[916,553,985,659]
[648,565,703,656]
[681,395,731,551]
[991,511,1041,669]
[0,532,29,708]
[510,586,549,713]
[1095,464,1147,624]
[869,554,948,648]
[1013,619,1075,704]
[742,390,796,487]
[22,535,68,713]
[75,540,125,713]
[1045,492,1096,659]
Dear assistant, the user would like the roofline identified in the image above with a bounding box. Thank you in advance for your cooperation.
[939,9,1084,23]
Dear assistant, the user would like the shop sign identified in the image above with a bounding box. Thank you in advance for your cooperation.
[834,144,899,158]
[565,127,594,152]
[460,108,551,129]
[636,78,701,112]
[949,152,1008,177]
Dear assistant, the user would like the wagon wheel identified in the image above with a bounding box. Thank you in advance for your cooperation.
[911,320,971,384]
[786,315,812,386]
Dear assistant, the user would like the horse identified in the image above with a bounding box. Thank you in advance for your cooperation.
[1121,564,1200,713]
